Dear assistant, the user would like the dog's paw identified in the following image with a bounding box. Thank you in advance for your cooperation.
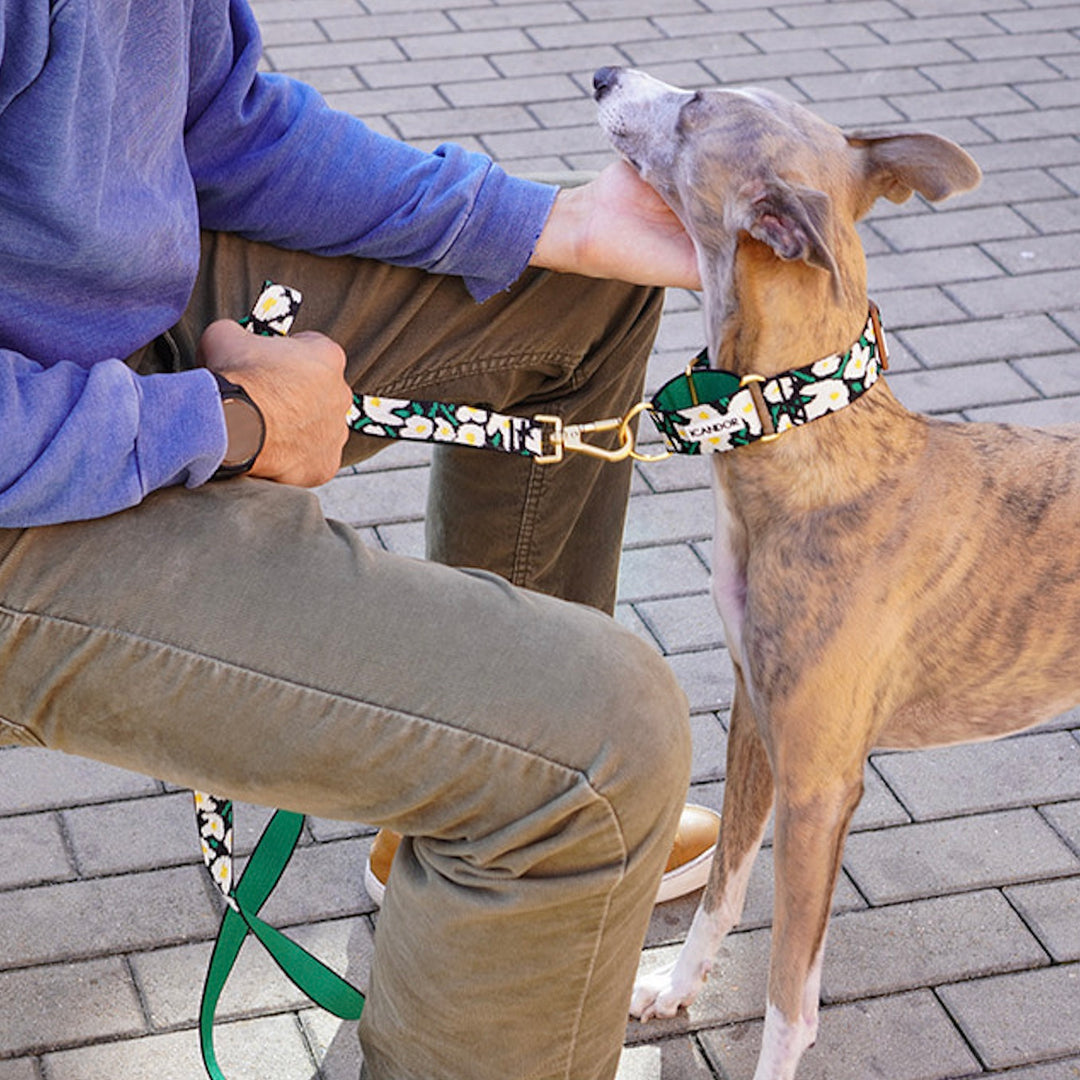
[630,960,708,1021]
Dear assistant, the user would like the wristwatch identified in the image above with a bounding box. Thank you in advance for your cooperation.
[211,371,266,480]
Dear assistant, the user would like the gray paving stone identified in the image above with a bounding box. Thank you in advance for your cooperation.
[701,990,980,1080]
[635,592,725,654]
[886,360,1035,414]
[951,267,1080,317]
[1019,195,1080,234]
[1013,352,1080,397]
[300,1008,363,1080]
[131,916,373,1027]
[842,808,1080,905]
[61,791,202,876]
[0,812,72,889]
[984,233,1080,276]
[616,543,711,603]
[43,1015,316,1080]
[623,489,715,548]
[894,84,1034,121]
[616,1035,715,1079]
[874,733,1080,821]
[897,314,1074,366]
[0,747,159,815]
[821,890,1048,1003]
[873,286,969,329]
[939,963,1080,1070]
[873,205,1035,252]
[972,137,1080,173]
[315,464,428,528]
[832,38,971,70]
[664,646,735,715]
[0,1062,38,1080]
[967,394,1080,425]
[1005,876,1080,962]
[925,56,1062,90]
[1043,799,1080,856]
[982,105,1080,142]
[0,866,219,970]
[868,245,1003,291]
[868,14,1000,43]
[0,958,146,1058]
[963,30,1080,61]
[991,1058,1080,1080]
[688,711,727,784]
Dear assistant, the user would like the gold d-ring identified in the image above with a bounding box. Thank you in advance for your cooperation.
[620,401,672,463]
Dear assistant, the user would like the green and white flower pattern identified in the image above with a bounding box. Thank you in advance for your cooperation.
[649,309,884,455]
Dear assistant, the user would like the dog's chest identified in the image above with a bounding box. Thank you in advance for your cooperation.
[709,464,747,666]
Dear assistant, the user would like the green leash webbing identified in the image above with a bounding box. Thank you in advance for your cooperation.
[194,282,365,1080]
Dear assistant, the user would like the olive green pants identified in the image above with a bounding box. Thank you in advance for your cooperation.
[0,235,691,1079]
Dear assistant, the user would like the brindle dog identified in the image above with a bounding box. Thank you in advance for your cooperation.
[595,65,1078,1080]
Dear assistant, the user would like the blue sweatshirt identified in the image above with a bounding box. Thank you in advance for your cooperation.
[0,0,557,527]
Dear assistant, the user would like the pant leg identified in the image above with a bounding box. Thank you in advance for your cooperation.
[0,481,689,1080]
[171,232,665,613]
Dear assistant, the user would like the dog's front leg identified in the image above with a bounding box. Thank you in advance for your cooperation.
[632,676,773,1020]
[752,768,863,1080]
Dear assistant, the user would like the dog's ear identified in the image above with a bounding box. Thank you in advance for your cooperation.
[741,179,841,285]
[846,130,981,207]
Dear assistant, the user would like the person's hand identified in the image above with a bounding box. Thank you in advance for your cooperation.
[197,320,352,487]
[530,160,700,290]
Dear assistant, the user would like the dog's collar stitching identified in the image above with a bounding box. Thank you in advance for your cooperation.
[648,305,887,455]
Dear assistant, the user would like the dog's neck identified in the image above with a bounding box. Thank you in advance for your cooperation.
[705,237,868,378]
[704,237,923,516]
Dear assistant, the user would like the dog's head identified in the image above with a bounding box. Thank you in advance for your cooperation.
[594,67,980,330]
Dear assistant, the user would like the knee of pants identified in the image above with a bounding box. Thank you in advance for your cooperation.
[587,630,692,825]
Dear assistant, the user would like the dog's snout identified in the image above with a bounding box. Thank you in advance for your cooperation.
[593,66,621,101]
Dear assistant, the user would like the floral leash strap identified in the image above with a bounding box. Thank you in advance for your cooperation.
[192,283,366,1080]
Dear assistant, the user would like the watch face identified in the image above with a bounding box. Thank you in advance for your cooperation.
[221,396,265,468]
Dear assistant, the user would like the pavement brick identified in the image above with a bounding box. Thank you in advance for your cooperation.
[886,360,1035,414]
[842,808,1080,905]
[300,1008,363,1080]
[131,916,373,1028]
[873,733,1080,821]
[1020,195,1080,233]
[897,313,1074,366]
[615,543,711,603]
[939,963,1080,1070]
[635,592,725,655]
[984,231,1080,275]
[868,14,1000,42]
[894,84,1034,121]
[664,646,735,715]
[968,394,1080,426]
[949,267,1080,317]
[0,746,159,814]
[873,205,1035,252]
[43,1015,316,1080]
[1013,352,1080,397]
[0,866,220,971]
[701,990,980,1080]
[0,812,72,889]
[821,890,1048,1002]
[1043,799,1080,855]
[616,1035,715,1080]
[0,958,146,1058]
[0,1062,38,1080]
[1005,876,1080,962]
[868,245,1003,291]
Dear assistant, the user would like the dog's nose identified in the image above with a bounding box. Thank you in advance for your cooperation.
[593,66,621,101]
